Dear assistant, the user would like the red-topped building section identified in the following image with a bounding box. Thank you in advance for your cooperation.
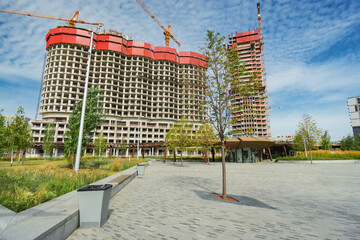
[46,27,206,67]
[235,29,260,44]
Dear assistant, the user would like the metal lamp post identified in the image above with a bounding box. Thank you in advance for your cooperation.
[74,31,94,173]
[137,116,140,159]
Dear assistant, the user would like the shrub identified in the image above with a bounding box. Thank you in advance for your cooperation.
[112,158,120,171]
[0,168,108,212]
[276,150,360,161]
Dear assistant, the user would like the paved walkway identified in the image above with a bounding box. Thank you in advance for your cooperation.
[68,161,360,239]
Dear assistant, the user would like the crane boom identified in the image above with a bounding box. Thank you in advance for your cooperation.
[135,0,181,47]
[0,9,104,27]
[135,0,166,32]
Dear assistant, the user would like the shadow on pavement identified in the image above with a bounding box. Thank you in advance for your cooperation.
[193,190,277,210]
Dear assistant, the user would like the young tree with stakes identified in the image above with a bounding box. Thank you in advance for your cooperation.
[200,30,246,199]
[293,114,322,164]
[43,122,55,159]
[94,132,107,157]
[195,122,216,164]
[118,138,127,156]
[320,130,331,150]
[6,107,33,165]
[164,117,193,167]
[164,124,177,164]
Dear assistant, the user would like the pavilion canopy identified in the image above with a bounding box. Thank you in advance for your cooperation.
[224,137,275,150]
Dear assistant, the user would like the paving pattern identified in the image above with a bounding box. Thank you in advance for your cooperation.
[68,161,360,239]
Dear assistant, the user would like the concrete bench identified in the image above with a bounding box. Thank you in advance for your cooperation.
[108,174,131,185]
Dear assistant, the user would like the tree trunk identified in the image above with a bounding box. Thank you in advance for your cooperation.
[17,150,21,163]
[206,148,210,165]
[309,148,313,164]
[268,148,273,161]
[10,150,13,167]
[131,146,135,157]
[181,151,183,167]
[212,148,215,162]
[22,150,25,165]
[204,148,208,163]
[283,145,288,157]
[221,140,226,199]
[163,147,167,163]
[173,149,176,164]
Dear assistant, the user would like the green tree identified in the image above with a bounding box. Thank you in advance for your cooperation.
[164,117,193,167]
[43,123,55,159]
[5,107,33,166]
[94,132,107,156]
[64,86,104,165]
[195,123,216,164]
[200,30,245,198]
[0,109,5,156]
[118,137,127,156]
[293,114,322,164]
[164,125,177,164]
[340,135,360,151]
[320,130,331,150]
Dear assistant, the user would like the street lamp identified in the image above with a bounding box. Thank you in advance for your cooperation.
[137,116,140,159]
[74,31,94,173]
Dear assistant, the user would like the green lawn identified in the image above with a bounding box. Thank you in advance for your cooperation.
[0,157,143,212]
[276,150,360,161]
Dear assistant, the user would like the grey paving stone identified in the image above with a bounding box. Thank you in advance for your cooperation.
[68,161,360,240]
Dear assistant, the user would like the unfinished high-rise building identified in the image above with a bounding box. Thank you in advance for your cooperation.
[347,96,360,137]
[228,29,270,137]
[31,26,206,156]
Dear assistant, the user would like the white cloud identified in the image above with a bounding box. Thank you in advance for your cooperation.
[0,0,359,142]
[267,58,360,94]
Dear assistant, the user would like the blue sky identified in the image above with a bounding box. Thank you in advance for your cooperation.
[0,0,359,141]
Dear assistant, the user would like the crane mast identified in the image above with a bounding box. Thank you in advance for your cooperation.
[257,2,271,136]
[135,0,181,47]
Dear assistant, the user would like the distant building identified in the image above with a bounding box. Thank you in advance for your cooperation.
[3,115,30,126]
[347,96,360,137]
[228,30,270,137]
[269,136,293,142]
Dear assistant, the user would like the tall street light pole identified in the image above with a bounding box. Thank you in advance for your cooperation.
[137,116,140,159]
[74,31,94,173]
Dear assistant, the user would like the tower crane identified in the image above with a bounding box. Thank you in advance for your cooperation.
[0,9,104,28]
[0,9,103,120]
[257,2,265,80]
[257,2,271,136]
[135,0,181,47]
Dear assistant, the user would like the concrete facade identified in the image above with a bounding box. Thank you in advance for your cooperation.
[228,30,270,137]
[30,27,206,156]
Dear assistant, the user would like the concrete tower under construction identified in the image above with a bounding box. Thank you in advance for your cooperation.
[31,26,206,156]
[228,29,270,137]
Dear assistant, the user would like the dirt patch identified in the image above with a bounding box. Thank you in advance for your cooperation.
[213,193,239,202]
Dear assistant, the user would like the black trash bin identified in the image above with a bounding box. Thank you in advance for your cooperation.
[77,184,112,228]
